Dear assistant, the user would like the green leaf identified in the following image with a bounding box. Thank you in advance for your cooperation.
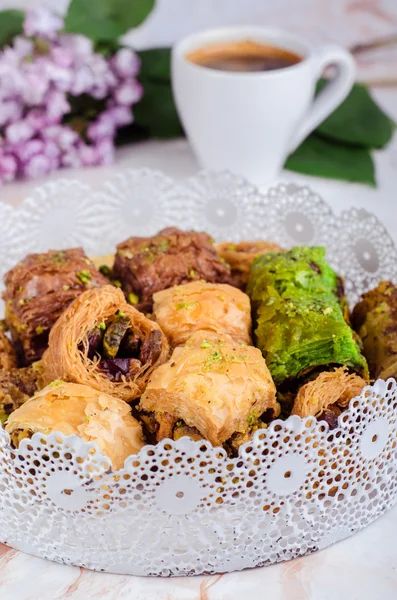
[138,48,171,82]
[285,134,376,186]
[64,0,155,42]
[134,79,182,138]
[0,10,24,49]
[132,48,182,138]
[316,81,395,149]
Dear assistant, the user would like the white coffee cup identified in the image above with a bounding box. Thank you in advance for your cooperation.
[172,26,355,185]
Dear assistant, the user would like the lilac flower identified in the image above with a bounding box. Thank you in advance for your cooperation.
[21,70,49,105]
[26,109,51,132]
[115,81,143,105]
[45,89,70,120]
[40,59,72,91]
[0,153,17,183]
[77,142,98,167]
[87,114,117,142]
[113,48,141,78]
[13,36,34,59]
[59,34,93,59]
[14,139,45,162]
[96,138,115,165]
[107,106,133,127]
[61,151,82,169]
[43,125,79,150]
[50,46,74,69]
[24,8,63,40]
[43,139,61,160]
[22,153,57,179]
[0,8,143,182]
[0,101,22,127]
[6,120,34,144]
[70,65,94,96]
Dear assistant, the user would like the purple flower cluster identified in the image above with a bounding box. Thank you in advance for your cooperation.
[0,8,143,183]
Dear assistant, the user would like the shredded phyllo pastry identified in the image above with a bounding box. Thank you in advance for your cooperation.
[216,240,283,289]
[292,367,366,419]
[352,281,397,380]
[139,330,279,447]
[5,381,144,469]
[41,285,169,401]
[247,246,368,385]
[153,280,252,347]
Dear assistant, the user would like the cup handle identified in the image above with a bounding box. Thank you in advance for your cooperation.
[288,45,356,153]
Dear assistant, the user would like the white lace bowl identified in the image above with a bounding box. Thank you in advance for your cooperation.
[0,169,397,576]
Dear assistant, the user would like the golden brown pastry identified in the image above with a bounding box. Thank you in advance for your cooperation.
[139,330,279,447]
[0,330,16,371]
[153,281,252,347]
[351,281,397,380]
[3,248,108,364]
[42,285,169,402]
[112,227,231,311]
[292,367,366,424]
[6,381,144,469]
[216,240,282,288]
[0,363,43,423]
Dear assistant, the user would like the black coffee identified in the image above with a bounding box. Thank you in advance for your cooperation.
[187,40,302,72]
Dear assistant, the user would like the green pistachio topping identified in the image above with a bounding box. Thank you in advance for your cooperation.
[76,269,93,285]
[127,292,139,305]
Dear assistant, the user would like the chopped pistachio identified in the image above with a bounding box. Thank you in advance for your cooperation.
[98,322,106,330]
[200,340,212,349]
[62,284,70,291]
[99,265,111,277]
[175,302,198,310]
[189,268,196,278]
[35,325,44,334]
[50,379,63,387]
[112,279,122,288]
[116,310,126,318]
[247,413,258,426]
[76,269,93,285]
[127,292,139,305]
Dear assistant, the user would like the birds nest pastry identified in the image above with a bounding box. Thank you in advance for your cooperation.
[6,381,144,469]
[153,280,252,347]
[352,281,397,380]
[42,285,169,402]
[139,330,280,447]
[291,367,367,428]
